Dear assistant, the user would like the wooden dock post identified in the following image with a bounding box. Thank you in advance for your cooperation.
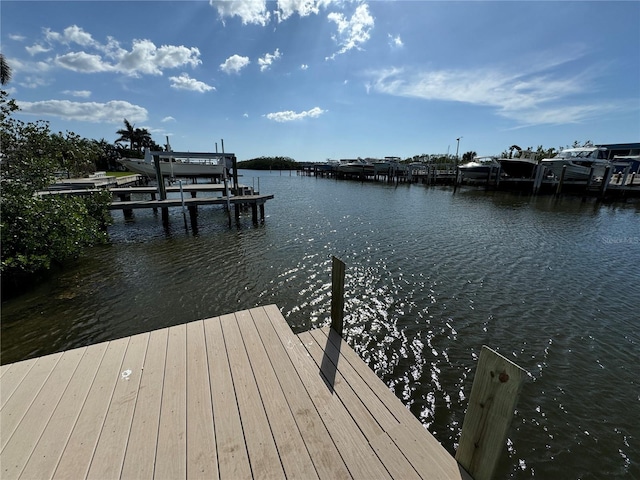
[532,164,545,195]
[555,165,567,197]
[456,345,527,480]
[152,153,169,225]
[330,256,346,337]
[599,165,613,200]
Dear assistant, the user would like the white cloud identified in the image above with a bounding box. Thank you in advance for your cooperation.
[7,57,52,75]
[55,52,113,73]
[367,64,622,126]
[17,99,148,123]
[327,3,374,59]
[169,73,215,92]
[211,0,271,26]
[9,34,26,41]
[276,0,334,22]
[259,48,282,72]
[388,34,403,48]
[117,40,201,76]
[220,54,250,74]
[40,27,201,77]
[44,25,98,48]
[162,116,176,122]
[19,76,51,89]
[26,44,51,56]
[300,64,309,70]
[243,113,249,117]
[62,90,91,98]
[265,106,326,122]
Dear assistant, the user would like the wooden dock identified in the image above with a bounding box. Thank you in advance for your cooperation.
[0,305,472,480]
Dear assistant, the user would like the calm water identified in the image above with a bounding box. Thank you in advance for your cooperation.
[2,170,639,479]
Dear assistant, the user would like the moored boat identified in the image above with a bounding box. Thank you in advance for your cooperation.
[337,158,375,176]
[118,149,234,179]
[498,146,539,178]
[540,147,609,181]
[372,156,407,176]
[459,156,501,180]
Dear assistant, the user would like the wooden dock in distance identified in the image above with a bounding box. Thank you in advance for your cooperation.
[109,184,272,224]
[0,305,472,480]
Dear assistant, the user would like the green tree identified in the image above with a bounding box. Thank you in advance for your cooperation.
[115,119,159,156]
[116,118,136,151]
[462,151,477,163]
[0,53,12,85]
[237,156,297,170]
[1,89,112,293]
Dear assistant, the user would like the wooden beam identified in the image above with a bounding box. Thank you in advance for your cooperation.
[330,256,346,336]
[456,346,527,480]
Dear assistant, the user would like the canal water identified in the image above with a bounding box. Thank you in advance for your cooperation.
[2,170,639,479]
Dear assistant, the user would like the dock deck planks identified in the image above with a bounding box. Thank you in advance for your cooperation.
[1,305,471,480]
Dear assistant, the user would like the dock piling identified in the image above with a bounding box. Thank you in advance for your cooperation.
[330,256,346,336]
[456,345,527,480]
[555,165,567,197]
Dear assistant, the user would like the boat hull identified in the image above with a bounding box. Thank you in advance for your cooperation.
[541,160,607,181]
[118,158,225,178]
[498,159,538,178]
[337,164,375,176]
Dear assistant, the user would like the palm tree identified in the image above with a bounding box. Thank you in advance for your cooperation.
[462,151,477,163]
[115,119,136,151]
[134,127,153,152]
[1,53,12,85]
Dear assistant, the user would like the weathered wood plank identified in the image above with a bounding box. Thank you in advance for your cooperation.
[299,330,419,480]
[154,324,188,479]
[120,328,169,480]
[262,305,391,479]
[0,358,37,409]
[203,315,252,479]
[16,343,108,480]
[456,345,527,480]
[85,333,149,480]
[1,352,63,451]
[249,307,350,480]
[52,337,129,479]
[1,347,87,480]
[236,309,318,480]
[186,320,218,479]
[222,312,285,479]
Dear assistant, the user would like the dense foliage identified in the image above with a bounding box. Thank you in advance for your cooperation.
[237,156,298,170]
[1,90,112,290]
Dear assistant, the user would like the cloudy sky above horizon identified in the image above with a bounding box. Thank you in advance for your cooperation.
[3,1,639,161]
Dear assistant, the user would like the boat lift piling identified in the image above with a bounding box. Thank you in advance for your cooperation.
[599,165,613,200]
[555,165,567,197]
[221,139,232,227]
[152,152,170,225]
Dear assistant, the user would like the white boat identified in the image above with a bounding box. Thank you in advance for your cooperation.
[540,147,609,181]
[118,149,235,179]
[337,158,375,176]
[498,146,539,178]
[372,157,407,176]
[458,156,501,180]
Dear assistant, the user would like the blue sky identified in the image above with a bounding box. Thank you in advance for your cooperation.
[2,1,639,162]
